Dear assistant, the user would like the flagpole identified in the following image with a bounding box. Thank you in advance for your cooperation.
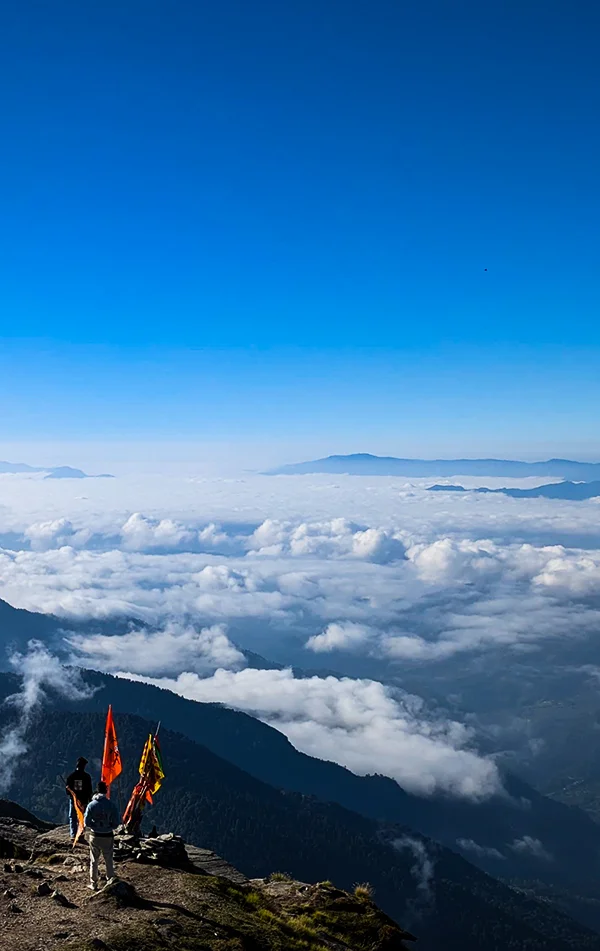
[116,772,123,823]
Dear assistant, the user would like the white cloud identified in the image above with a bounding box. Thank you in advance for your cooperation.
[2,470,600,803]
[306,622,374,653]
[25,518,91,551]
[117,667,501,801]
[246,517,405,563]
[509,836,553,861]
[3,468,600,804]
[392,836,435,905]
[456,838,505,860]
[120,512,195,550]
[0,641,94,792]
[67,622,246,676]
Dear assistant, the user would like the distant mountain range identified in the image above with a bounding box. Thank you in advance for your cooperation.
[267,454,600,480]
[428,481,600,500]
[0,460,113,479]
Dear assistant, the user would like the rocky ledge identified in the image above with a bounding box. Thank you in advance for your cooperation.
[0,802,416,951]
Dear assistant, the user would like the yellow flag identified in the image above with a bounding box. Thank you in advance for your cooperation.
[139,734,165,800]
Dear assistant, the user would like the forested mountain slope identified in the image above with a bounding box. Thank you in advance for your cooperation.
[2,707,599,951]
[18,669,600,914]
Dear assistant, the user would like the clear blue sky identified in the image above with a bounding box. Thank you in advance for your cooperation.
[1,1,599,458]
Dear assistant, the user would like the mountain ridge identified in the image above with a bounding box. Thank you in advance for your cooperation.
[4,668,600,932]
[0,460,113,479]
[428,480,600,500]
[3,708,598,950]
[267,454,600,479]
[0,797,416,951]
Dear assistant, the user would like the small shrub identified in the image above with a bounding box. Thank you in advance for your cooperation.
[257,908,278,923]
[354,882,374,900]
[288,915,321,937]
[243,890,262,907]
[268,870,293,882]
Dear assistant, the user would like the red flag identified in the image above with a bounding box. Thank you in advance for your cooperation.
[101,705,122,796]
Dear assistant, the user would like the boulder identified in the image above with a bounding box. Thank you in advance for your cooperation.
[31,825,77,861]
[88,879,140,907]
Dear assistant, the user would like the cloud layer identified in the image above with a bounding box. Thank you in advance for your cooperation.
[119,666,501,799]
[1,470,600,802]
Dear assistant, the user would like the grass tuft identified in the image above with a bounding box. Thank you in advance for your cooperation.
[353,882,374,900]
[268,870,293,882]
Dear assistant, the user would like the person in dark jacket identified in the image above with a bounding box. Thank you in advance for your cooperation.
[66,756,93,838]
[84,781,121,890]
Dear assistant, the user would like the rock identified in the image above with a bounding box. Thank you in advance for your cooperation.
[52,889,76,907]
[114,830,191,869]
[0,814,52,859]
[89,940,109,949]
[88,878,139,907]
[36,881,52,896]
[0,800,53,830]
[25,866,43,878]
[8,900,22,913]
[3,889,15,898]
[154,915,184,939]
[13,863,23,873]
[186,845,248,883]
[48,854,67,865]
[53,934,70,940]
[3,862,12,872]
[31,825,75,861]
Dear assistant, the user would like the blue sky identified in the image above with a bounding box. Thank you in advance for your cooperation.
[1,1,599,460]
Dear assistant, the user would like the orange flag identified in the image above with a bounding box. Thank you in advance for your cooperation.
[101,705,122,796]
[68,789,85,847]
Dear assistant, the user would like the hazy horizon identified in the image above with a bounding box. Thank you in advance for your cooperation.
[2,440,600,479]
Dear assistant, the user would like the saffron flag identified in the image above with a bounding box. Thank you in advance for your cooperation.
[123,732,166,830]
[68,789,85,847]
[138,733,165,803]
[101,705,122,796]
[122,780,147,827]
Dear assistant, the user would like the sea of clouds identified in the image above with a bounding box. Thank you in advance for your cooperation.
[1,469,600,800]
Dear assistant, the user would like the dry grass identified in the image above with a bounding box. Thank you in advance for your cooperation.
[353,882,374,900]
[268,871,293,882]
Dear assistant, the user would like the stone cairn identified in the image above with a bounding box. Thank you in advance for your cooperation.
[113,831,189,867]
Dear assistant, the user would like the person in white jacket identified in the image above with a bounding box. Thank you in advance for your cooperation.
[83,781,121,890]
